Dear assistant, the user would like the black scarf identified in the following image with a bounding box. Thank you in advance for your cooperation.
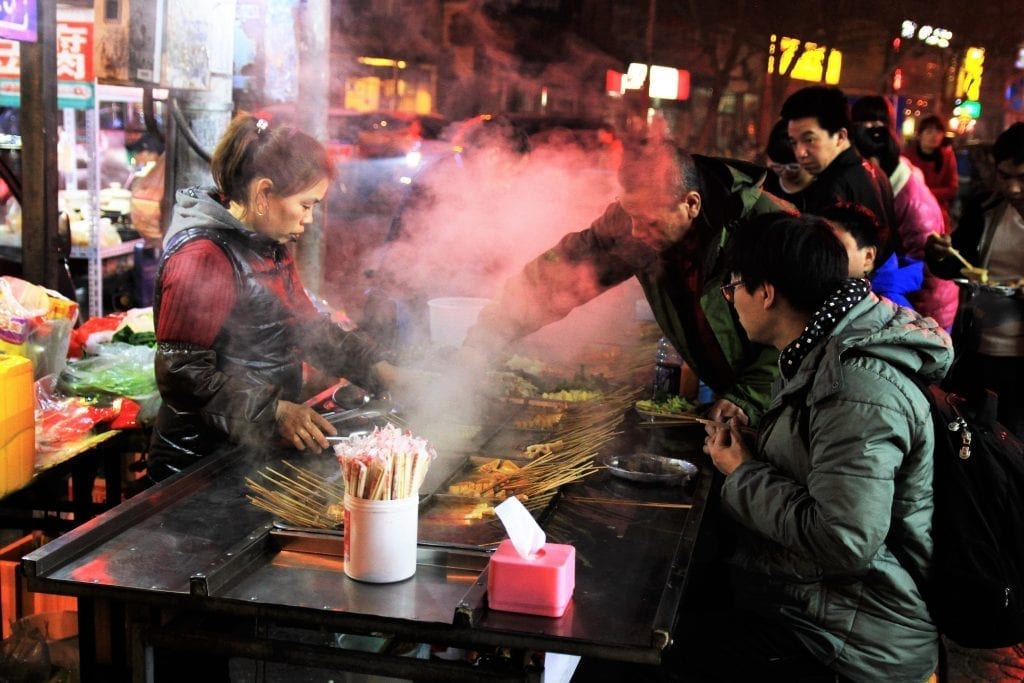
[779,278,871,380]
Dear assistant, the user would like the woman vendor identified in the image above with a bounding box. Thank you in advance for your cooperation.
[148,113,399,481]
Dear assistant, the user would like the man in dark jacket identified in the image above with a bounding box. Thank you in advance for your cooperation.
[926,122,1024,438]
[464,137,791,425]
[781,85,898,261]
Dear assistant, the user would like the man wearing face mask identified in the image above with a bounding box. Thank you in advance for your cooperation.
[850,95,958,330]
[463,137,792,426]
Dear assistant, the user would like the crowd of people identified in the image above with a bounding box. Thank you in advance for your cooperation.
[141,84,1022,680]
[462,84,1021,681]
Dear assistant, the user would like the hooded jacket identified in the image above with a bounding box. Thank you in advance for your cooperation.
[148,188,385,480]
[890,157,959,329]
[721,295,953,681]
[465,155,790,422]
[870,251,923,310]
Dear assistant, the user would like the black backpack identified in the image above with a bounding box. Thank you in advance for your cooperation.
[905,377,1024,649]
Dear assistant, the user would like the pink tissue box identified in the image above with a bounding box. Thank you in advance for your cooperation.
[487,539,575,617]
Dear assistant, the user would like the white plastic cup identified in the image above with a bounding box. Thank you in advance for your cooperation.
[343,494,419,583]
[427,297,491,347]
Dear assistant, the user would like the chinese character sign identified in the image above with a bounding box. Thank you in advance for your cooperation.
[57,21,91,81]
[0,0,36,43]
[0,36,18,78]
[0,20,93,81]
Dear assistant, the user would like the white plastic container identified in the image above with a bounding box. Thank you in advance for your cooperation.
[343,494,418,583]
[427,297,491,347]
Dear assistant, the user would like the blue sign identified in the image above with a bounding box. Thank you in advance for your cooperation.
[0,1,36,43]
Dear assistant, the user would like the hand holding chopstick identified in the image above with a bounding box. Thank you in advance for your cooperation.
[696,417,757,438]
[929,232,983,273]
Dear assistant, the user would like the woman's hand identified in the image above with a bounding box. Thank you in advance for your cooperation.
[703,420,753,476]
[276,400,337,452]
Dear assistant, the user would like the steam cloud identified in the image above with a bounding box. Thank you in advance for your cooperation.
[361,127,644,361]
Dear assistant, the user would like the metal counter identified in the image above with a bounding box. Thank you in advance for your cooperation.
[22,418,713,682]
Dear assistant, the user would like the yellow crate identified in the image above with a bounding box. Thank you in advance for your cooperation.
[1,427,34,497]
[0,353,34,497]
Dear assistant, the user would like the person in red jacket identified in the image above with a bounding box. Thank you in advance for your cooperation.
[149,113,401,480]
[904,114,959,231]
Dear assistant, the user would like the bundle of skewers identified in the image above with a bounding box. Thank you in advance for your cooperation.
[485,387,639,510]
[335,423,436,500]
[246,461,346,529]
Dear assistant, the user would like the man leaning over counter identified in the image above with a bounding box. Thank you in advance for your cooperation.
[463,136,792,425]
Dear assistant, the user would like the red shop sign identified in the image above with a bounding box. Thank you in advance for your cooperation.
[0,20,93,81]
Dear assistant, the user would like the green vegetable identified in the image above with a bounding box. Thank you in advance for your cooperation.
[635,395,696,414]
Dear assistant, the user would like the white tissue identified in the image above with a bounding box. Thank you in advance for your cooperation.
[494,496,546,559]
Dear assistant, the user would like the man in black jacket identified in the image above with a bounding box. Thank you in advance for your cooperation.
[926,122,1024,438]
[780,85,898,260]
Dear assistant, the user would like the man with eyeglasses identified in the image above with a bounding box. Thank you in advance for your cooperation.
[462,136,791,425]
[781,85,898,261]
[679,211,951,681]
[926,122,1024,438]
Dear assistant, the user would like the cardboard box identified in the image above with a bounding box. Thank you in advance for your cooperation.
[16,609,78,642]
[0,534,77,639]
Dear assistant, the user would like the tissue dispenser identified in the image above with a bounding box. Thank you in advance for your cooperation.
[487,539,575,617]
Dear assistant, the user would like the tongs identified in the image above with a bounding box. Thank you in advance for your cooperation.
[320,400,408,432]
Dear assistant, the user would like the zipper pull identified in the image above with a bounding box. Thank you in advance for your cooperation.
[948,417,972,460]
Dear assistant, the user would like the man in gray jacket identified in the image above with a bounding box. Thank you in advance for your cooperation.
[687,212,953,681]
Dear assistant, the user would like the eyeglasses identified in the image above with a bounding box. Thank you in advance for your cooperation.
[720,279,745,302]
[768,162,801,175]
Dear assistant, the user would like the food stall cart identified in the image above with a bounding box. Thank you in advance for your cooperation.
[21,378,715,682]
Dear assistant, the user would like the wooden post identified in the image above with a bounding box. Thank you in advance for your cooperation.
[19,2,61,290]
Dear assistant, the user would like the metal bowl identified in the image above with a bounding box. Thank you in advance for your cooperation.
[952,278,1022,297]
[604,452,698,485]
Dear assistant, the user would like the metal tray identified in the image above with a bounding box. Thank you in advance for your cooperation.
[953,278,1023,297]
[604,452,698,485]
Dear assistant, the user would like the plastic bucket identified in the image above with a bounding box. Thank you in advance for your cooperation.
[427,297,491,347]
[343,494,418,583]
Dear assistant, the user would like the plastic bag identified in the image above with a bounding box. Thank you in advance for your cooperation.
[34,374,122,452]
[56,342,160,421]
[0,620,51,683]
[0,276,79,379]
[57,342,156,399]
